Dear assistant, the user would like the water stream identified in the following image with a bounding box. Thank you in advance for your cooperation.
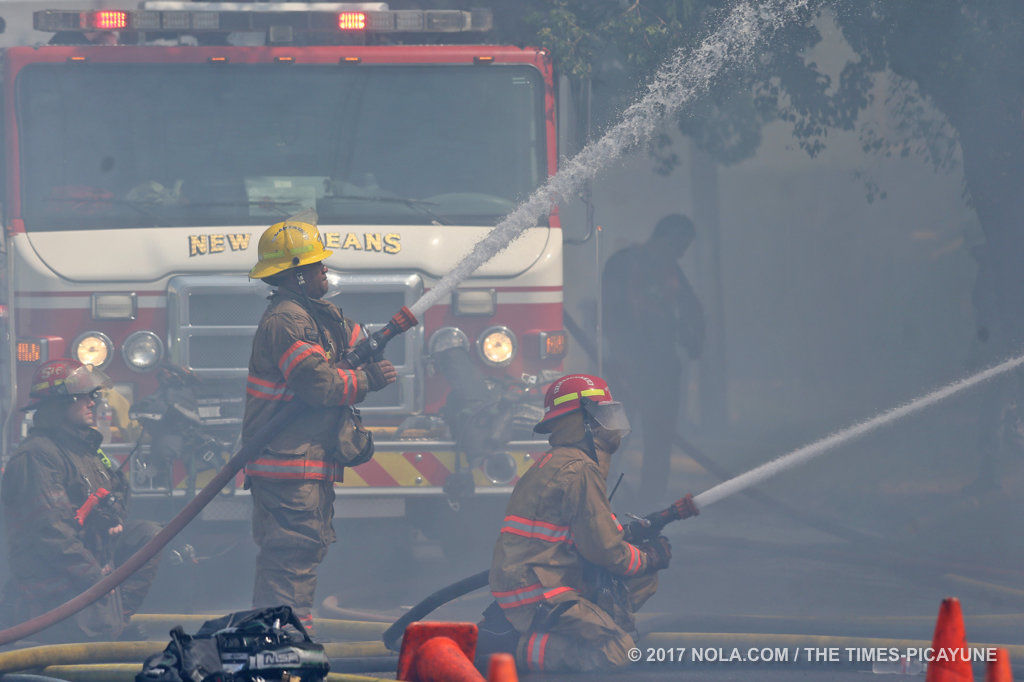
[410,0,815,318]
[694,353,1024,508]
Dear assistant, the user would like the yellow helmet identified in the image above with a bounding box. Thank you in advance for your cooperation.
[249,213,332,280]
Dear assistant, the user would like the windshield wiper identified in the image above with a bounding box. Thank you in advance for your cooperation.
[328,193,449,226]
[187,200,301,218]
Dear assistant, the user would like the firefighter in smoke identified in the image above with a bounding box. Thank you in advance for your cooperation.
[0,359,161,641]
[481,374,694,672]
[602,213,705,501]
[243,213,397,631]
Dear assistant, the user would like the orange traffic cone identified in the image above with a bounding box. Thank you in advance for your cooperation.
[488,652,519,682]
[926,597,974,682]
[397,622,485,682]
[986,647,1012,682]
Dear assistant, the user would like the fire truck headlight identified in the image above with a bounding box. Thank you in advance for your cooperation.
[122,331,164,371]
[71,332,113,369]
[483,452,518,485]
[428,327,469,356]
[477,326,516,367]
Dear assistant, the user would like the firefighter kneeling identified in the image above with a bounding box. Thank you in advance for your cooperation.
[482,374,686,673]
[0,359,161,641]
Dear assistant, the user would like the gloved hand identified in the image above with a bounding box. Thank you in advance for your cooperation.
[364,360,398,392]
[78,490,124,535]
[85,504,124,546]
[671,493,699,520]
[621,517,650,544]
[640,535,672,572]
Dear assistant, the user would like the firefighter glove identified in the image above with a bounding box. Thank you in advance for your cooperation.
[86,494,125,537]
[672,493,699,520]
[621,517,651,543]
[364,360,398,392]
[641,535,672,572]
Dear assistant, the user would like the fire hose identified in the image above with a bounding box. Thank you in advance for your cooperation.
[380,495,700,651]
[381,352,1024,650]
[0,306,418,647]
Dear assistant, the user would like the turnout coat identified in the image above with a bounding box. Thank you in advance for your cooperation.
[0,410,158,640]
[488,413,660,671]
[490,412,658,628]
[242,287,368,482]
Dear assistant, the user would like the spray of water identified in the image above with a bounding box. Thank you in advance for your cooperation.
[410,0,815,318]
[693,353,1024,509]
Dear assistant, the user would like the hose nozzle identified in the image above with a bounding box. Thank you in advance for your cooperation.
[391,305,418,333]
[343,305,420,367]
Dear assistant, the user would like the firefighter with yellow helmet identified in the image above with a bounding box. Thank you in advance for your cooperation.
[243,213,397,631]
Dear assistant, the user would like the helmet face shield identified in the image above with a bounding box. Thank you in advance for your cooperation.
[581,397,631,438]
[62,364,113,397]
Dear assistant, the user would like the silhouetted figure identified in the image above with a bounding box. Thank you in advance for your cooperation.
[602,214,705,501]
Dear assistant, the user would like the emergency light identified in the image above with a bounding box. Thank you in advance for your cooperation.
[92,10,128,30]
[91,293,136,321]
[539,330,566,360]
[337,11,365,30]
[16,336,65,365]
[16,340,43,364]
[34,3,492,37]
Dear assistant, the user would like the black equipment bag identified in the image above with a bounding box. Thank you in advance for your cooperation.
[136,606,329,682]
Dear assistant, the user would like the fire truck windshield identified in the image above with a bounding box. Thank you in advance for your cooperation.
[16,62,546,230]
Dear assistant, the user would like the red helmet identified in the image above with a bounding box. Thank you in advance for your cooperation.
[26,358,111,408]
[535,374,624,434]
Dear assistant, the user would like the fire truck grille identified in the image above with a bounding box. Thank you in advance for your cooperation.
[167,273,423,419]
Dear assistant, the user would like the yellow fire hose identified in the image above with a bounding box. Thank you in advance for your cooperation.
[129,614,388,641]
[36,665,380,682]
[0,643,163,674]
[322,642,392,658]
[5,631,1022,678]
[0,641,390,674]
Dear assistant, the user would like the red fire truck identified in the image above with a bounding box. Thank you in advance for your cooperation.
[0,2,565,531]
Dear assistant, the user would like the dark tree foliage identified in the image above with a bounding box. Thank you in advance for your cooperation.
[394,0,1024,348]
[831,2,1024,352]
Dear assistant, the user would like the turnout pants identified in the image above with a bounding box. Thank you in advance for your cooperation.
[116,519,162,618]
[0,519,161,642]
[510,573,659,673]
[250,476,336,624]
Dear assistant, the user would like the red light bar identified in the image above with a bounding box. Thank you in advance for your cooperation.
[338,11,366,31]
[91,10,128,30]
